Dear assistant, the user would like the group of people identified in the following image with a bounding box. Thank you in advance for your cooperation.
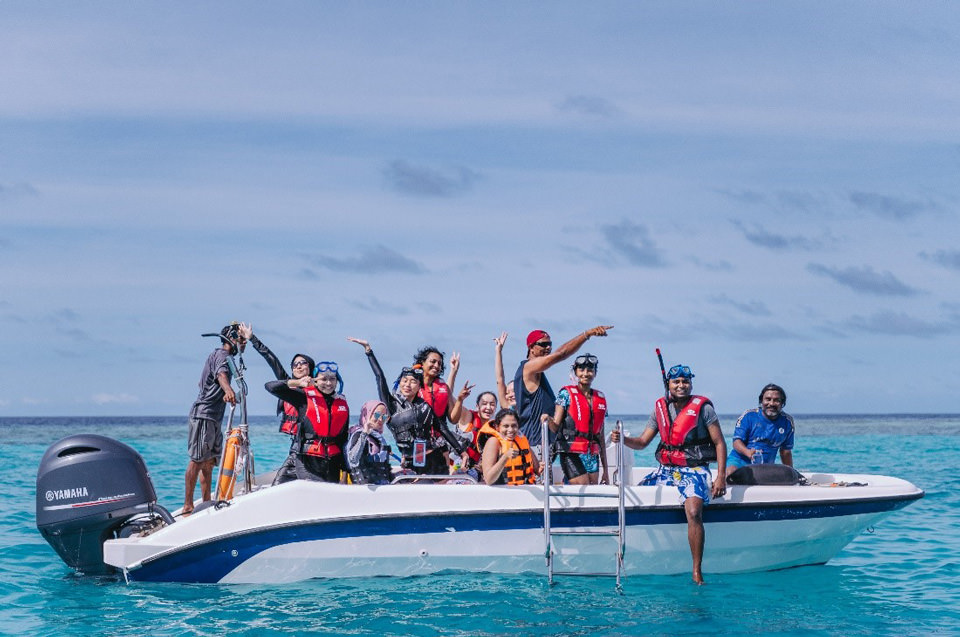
[183,321,795,584]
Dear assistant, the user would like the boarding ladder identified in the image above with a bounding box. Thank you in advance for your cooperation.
[542,418,626,586]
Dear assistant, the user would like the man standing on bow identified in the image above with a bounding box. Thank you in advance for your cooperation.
[183,322,247,515]
[616,364,727,584]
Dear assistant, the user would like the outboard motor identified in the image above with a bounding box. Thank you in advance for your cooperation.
[36,434,174,575]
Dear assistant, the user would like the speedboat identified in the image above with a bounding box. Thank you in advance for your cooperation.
[36,433,923,584]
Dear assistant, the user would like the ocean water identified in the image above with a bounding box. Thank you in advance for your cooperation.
[2,414,958,636]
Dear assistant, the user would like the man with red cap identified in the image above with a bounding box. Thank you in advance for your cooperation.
[513,324,613,459]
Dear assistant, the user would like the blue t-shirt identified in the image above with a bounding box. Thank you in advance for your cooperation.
[730,408,795,464]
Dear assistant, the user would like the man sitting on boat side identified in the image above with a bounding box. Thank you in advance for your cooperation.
[726,383,794,477]
[183,322,246,515]
[614,364,727,585]
[514,325,613,459]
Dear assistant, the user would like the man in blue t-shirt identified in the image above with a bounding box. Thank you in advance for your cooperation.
[726,383,795,477]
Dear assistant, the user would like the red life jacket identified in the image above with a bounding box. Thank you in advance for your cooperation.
[465,410,486,463]
[301,387,349,457]
[419,380,450,419]
[654,395,717,467]
[560,385,606,454]
[279,401,299,436]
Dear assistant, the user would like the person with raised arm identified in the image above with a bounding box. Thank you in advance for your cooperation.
[183,322,246,515]
[449,381,498,477]
[346,400,394,485]
[513,325,613,458]
[493,332,515,409]
[240,324,316,458]
[264,361,350,484]
[547,353,610,485]
[613,363,727,585]
[348,337,469,475]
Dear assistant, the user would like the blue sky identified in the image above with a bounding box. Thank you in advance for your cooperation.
[2,2,959,417]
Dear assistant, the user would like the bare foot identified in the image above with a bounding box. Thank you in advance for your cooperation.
[693,571,705,585]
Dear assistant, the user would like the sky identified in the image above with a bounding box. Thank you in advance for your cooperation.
[2,2,960,418]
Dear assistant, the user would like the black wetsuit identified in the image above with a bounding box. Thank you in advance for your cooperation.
[364,350,464,474]
[265,380,347,484]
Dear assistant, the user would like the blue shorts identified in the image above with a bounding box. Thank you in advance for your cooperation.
[640,465,711,504]
[580,453,599,474]
[727,449,777,468]
[727,451,751,469]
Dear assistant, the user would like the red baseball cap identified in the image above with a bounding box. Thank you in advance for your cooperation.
[526,329,549,347]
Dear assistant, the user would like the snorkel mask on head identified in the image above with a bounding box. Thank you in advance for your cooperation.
[393,364,424,392]
[573,353,599,370]
[314,361,344,394]
[666,364,694,380]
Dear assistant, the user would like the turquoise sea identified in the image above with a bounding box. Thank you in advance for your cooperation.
[1,414,957,636]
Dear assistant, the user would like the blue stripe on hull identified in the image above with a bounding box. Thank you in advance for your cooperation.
[129,492,920,583]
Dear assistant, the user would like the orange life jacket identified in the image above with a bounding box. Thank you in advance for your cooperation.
[478,422,535,485]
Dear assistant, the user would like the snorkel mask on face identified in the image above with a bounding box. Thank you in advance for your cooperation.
[313,361,344,394]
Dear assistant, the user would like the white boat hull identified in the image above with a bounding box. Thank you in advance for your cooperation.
[102,468,922,584]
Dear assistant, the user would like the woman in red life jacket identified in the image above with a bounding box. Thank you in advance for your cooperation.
[547,353,610,485]
[480,408,539,485]
[265,362,350,484]
[449,383,499,475]
[414,345,465,467]
[413,346,460,420]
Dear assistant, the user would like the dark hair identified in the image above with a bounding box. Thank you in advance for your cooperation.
[393,365,424,392]
[758,383,787,406]
[475,391,497,407]
[413,346,445,375]
[493,408,519,426]
[290,353,316,374]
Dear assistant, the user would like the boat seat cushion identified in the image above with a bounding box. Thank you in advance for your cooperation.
[727,464,804,485]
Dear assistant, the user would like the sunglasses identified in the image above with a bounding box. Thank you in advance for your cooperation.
[314,361,339,373]
[534,341,552,348]
[666,365,694,379]
[292,360,310,368]
[372,412,388,422]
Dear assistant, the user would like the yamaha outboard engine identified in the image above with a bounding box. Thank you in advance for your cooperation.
[36,434,173,575]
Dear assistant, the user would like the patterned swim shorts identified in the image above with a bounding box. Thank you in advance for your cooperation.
[640,465,712,504]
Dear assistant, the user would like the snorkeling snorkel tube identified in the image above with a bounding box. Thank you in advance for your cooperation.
[656,348,674,431]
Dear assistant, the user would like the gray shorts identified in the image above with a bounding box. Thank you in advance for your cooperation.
[188,417,223,463]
